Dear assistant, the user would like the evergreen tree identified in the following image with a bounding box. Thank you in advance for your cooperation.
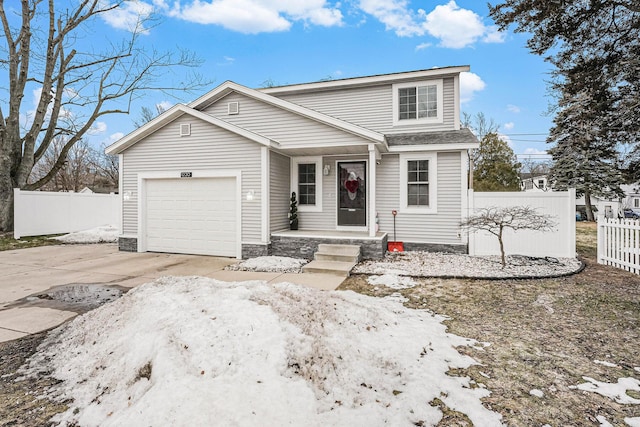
[547,68,624,221]
[473,133,522,192]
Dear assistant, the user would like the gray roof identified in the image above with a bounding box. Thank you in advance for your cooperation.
[386,128,479,146]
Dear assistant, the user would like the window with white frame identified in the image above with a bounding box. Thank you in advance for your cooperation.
[399,153,437,213]
[393,80,443,126]
[291,157,322,212]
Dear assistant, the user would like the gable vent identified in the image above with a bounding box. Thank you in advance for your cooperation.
[228,101,239,115]
[180,123,191,136]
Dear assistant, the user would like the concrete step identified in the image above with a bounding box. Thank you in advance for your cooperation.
[315,253,359,263]
[317,244,361,257]
[302,260,356,277]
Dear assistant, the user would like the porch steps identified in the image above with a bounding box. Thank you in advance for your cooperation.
[302,244,361,277]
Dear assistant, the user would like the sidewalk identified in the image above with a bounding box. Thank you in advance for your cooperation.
[0,244,345,343]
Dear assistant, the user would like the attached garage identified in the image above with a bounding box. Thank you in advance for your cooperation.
[142,176,239,257]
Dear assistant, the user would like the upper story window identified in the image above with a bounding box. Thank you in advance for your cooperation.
[392,80,444,127]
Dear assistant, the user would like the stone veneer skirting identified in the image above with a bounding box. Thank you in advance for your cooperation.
[270,234,388,260]
[117,236,465,258]
[242,243,271,259]
[119,237,138,252]
[402,241,468,254]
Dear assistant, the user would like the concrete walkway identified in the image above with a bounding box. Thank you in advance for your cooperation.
[0,244,346,343]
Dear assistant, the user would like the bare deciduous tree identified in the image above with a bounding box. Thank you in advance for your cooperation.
[0,0,207,230]
[461,206,556,268]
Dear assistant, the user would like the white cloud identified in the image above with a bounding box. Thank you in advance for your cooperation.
[358,0,423,36]
[109,132,125,142]
[459,72,485,104]
[357,1,505,48]
[156,101,174,112]
[100,1,154,33]
[89,121,108,135]
[415,42,432,51]
[524,148,548,155]
[503,122,514,130]
[498,133,513,147]
[423,1,489,48]
[170,0,342,33]
[507,104,521,113]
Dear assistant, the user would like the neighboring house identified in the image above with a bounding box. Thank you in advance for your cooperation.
[106,67,479,259]
[521,174,549,192]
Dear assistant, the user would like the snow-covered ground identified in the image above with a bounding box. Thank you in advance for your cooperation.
[22,277,503,426]
[52,225,118,244]
[354,251,583,279]
[226,256,308,273]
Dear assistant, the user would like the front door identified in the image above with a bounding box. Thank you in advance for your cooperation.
[337,161,366,227]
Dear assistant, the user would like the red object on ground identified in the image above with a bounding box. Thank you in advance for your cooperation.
[387,241,404,252]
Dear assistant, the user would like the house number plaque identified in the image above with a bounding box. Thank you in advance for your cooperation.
[180,172,192,178]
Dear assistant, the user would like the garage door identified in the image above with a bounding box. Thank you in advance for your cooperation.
[145,177,237,257]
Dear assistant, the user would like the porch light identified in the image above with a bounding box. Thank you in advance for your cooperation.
[246,190,255,201]
[123,191,132,201]
[323,164,331,175]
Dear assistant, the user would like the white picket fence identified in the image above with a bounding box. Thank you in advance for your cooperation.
[13,188,120,239]
[468,189,576,258]
[598,218,640,275]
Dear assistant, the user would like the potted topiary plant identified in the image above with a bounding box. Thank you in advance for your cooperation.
[289,191,299,230]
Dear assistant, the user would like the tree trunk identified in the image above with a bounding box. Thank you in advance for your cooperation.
[584,190,595,221]
[0,157,15,232]
[498,228,506,268]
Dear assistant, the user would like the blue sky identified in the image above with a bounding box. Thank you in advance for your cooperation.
[65,1,554,158]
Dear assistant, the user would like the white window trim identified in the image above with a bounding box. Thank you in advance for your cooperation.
[399,153,437,214]
[392,79,444,127]
[291,156,323,213]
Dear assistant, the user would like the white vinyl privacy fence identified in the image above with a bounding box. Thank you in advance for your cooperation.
[14,189,120,239]
[598,218,640,275]
[467,189,576,258]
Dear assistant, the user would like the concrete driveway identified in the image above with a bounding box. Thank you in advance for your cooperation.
[0,244,345,343]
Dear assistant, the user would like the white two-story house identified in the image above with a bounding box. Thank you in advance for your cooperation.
[106,67,479,259]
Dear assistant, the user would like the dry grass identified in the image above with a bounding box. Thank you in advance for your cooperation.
[0,232,61,252]
[339,222,640,426]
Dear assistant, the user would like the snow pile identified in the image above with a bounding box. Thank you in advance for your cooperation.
[367,273,417,289]
[572,376,640,404]
[354,251,583,278]
[23,277,502,426]
[53,225,118,244]
[226,256,308,273]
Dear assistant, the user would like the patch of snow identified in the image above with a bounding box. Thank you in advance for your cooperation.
[226,256,308,273]
[573,376,640,404]
[367,273,417,289]
[626,417,640,427]
[22,277,503,426]
[596,415,614,427]
[635,367,640,373]
[354,251,582,279]
[594,360,620,368]
[529,389,544,398]
[53,225,118,244]
[383,292,409,304]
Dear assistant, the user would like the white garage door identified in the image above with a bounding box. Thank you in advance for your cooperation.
[145,177,237,257]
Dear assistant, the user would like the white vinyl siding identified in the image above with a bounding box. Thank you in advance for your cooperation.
[270,151,290,232]
[276,76,456,134]
[121,114,262,243]
[204,92,369,148]
[376,152,463,245]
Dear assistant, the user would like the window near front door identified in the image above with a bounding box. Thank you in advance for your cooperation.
[635,198,639,208]
[298,163,316,205]
[407,160,429,206]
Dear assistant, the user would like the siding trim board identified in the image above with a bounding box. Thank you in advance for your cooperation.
[137,170,243,259]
